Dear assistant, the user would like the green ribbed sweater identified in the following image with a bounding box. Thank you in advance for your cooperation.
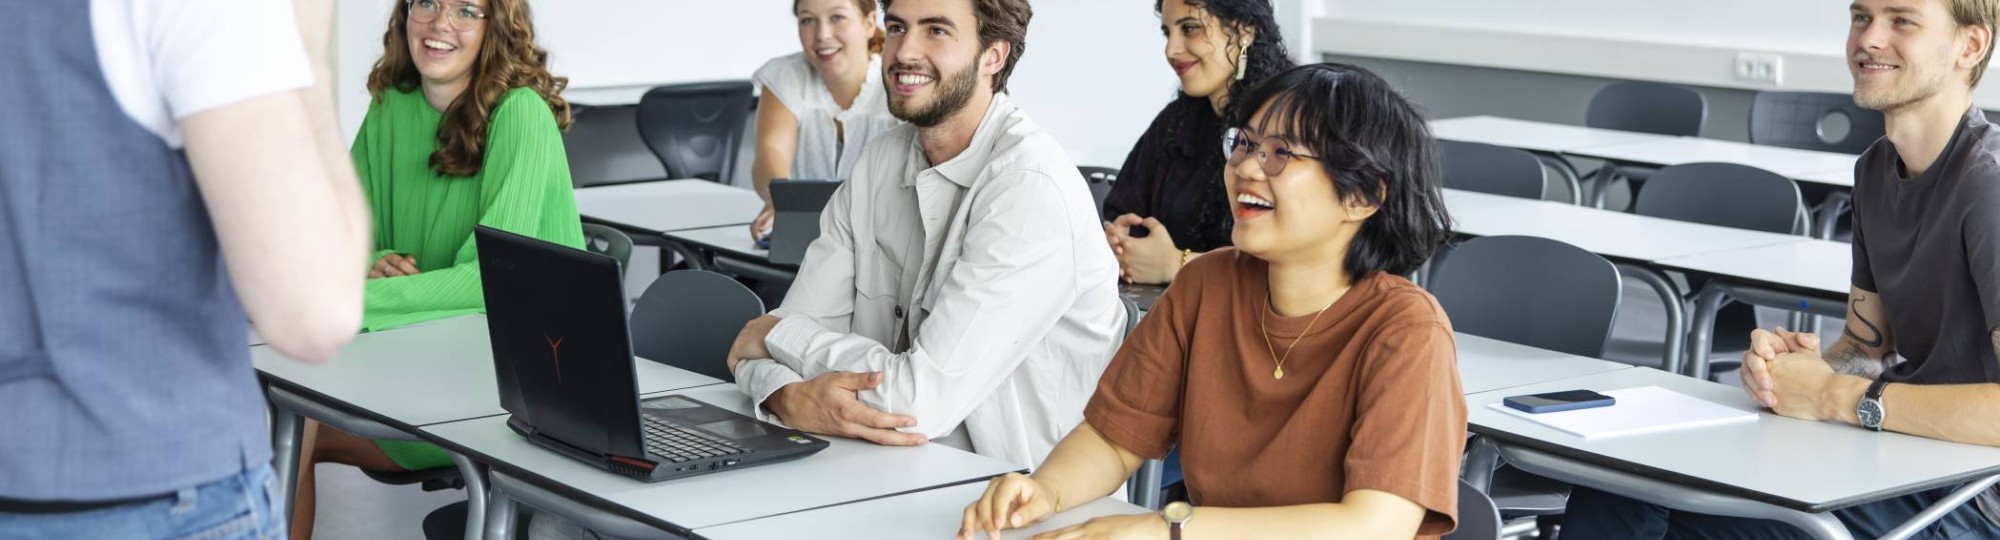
[354,87,584,332]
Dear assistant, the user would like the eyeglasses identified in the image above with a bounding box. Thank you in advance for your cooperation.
[1223,127,1318,178]
[408,0,486,28]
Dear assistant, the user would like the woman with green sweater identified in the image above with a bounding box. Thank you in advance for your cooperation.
[291,0,580,538]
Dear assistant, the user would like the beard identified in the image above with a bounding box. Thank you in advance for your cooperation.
[1853,55,1951,113]
[886,60,980,128]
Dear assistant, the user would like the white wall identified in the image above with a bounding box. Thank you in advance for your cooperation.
[334,0,1322,168]
[1322,0,1847,56]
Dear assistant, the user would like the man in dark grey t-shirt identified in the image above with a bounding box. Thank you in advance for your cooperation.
[1562,0,2000,538]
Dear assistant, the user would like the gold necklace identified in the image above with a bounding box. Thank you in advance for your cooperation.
[1261,294,1334,380]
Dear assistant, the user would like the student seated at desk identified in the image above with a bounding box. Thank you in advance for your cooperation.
[746,0,903,241]
[1101,0,1293,285]
[293,0,583,538]
[1563,1,2000,538]
[959,63,1466,540]
[723,0,1126,471]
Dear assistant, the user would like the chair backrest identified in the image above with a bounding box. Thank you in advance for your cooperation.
[636,81,755,183]
[1586,81,1707,137]
[1079,166,1119,220]
[1442,479,1502,540]
[1428,236,1622,359]
[1121,296,1141,336]
[628,270,766,381]
[1439,140,1549,200]
[564,104,670,188]
[1634,162,1806,235]
[581,223,634,271]
[1749,91,1886,154]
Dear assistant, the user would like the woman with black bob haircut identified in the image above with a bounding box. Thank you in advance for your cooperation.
[958,63,1466,539]
[1101,0,1294,285]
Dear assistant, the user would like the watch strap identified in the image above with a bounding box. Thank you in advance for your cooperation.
[1866,378,1890,400]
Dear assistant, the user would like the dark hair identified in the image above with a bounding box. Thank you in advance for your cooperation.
[1228,63,1454,278]
[880,0,1031,93]
[1154,0,1293,119]
[370,0,571,177]
[1154,0,1294,250]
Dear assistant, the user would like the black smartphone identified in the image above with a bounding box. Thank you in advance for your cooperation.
[1503,390,1616,414]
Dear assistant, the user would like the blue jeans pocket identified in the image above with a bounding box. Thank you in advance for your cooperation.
[170,466,282,540]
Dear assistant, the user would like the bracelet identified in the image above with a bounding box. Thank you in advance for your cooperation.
[1051,483,1064,513]
[1178,248,1193,267]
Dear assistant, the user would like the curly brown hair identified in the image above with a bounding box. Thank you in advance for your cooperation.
[368,0,572,177]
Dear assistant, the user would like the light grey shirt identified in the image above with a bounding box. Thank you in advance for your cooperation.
[735,94,1126,470]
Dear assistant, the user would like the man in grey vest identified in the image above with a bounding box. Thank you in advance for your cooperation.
[0,0,371,537]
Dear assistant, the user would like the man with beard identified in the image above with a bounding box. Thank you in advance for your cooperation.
[1561,0,2000,538]
[724,0,1125,471]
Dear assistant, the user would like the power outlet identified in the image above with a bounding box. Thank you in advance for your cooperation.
[1734,52,1784,85]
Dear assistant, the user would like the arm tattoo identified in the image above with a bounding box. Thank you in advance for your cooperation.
[1843,297,1887,349]
[1824,341,1886,378]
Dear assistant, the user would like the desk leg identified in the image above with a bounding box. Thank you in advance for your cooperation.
[271,405,303,526]
[1878,474,2000,540]
[483,482,517,540]
[1619,264,1687,372]
[451,453,488,540]
[1686,283,1729,379]
[1462,436,1499,494]
[1129,459,1164,510]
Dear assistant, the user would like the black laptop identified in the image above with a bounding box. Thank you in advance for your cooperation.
[767,179,842,266]
[474,225,829,482]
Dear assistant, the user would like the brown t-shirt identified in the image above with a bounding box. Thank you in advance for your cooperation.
[1085,249,1466,537]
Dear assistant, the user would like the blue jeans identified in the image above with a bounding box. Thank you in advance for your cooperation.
[0,465,284,540]
[1563,485,2000,539]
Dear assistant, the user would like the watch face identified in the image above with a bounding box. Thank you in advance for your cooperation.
[1859,399,1884,428]
[1162,501,1193,522]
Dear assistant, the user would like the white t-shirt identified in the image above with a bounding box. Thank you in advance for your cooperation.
[752,52,901,181]
[90,0,316,148]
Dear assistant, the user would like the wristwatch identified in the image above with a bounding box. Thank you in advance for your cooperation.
[1857,379,1889,431]
[1162,501,1193,540]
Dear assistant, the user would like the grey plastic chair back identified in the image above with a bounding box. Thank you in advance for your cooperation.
[1429,236,1622,359]
[581,223,634,271]
[1586,81,1707,137]
[1750,91,1885,154]
[564,104,670,188]
[1443,479,1502,540]
[1440,140,1549,200]
[636,81,755,183]
[629,270,766,381]
[1635,162,1806,235]
[1080,166,1119,220]
[1121,296,1140,336]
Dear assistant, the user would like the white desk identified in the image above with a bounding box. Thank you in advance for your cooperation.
[1466,367,2000,539]
[658,224,800,284]
[1654,239,1853,379]
[1430,116,1676,154]
[691,481,1147,540]
[1445,190,1805,263]
[425,383,1022,538]
[1454,333,1632,395]
[1567,138,1860,187]
[575,180,764,235]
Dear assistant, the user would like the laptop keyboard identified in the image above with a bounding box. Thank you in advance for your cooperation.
[642,416,752,463]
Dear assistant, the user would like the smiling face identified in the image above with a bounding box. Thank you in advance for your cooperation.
[881,0,1001,127]
[795,0,876,81]
[408,0,487,100]
[1160,0,1247,101]
[1848,0,1986,111]
[1224,103,1376,264]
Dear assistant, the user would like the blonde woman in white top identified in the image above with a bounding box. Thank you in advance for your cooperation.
[748,0,902,241]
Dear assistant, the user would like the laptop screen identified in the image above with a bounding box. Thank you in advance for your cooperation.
[476,226,647,458]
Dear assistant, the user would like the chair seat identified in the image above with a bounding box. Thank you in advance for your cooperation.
[1491,466,1571,517]
[363,467,464,492]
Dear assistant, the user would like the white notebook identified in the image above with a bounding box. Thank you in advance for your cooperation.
[1487,386,1757,439]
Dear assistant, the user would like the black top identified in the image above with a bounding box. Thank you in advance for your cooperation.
[1851,106,2000,385]
[1102,95,1233,252]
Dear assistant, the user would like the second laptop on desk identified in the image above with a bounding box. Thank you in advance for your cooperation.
[766,179,841,266]
[476,225,828,482]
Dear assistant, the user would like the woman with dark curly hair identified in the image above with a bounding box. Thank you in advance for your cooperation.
[1102,0,1294,285]
[289,0,582,537]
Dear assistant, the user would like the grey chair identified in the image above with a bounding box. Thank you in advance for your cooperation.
[1635,163,1807,378]
[628,270,766,381]
[1444,479,1502,540]
[636,81,755,183]
[1750,91,1885,154]
[1440,140,1550,200]
[1583,81,1709,208]
[1079,166,1118,221]
[1429,235,1623,359]
[582,223,634,272]
[564,103,670,188]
